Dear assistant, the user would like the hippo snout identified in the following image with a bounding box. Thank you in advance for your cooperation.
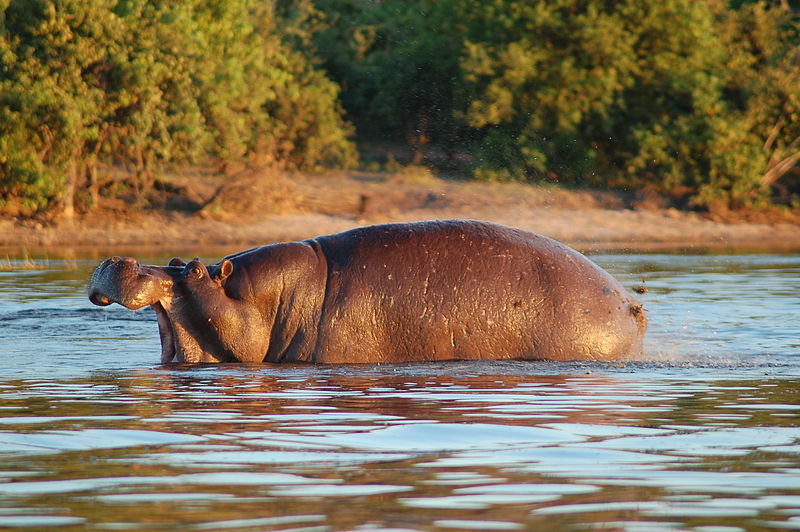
[88,257,172,310]
[89,257,135,306]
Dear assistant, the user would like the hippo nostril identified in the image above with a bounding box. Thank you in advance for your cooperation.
[89,291,113,306]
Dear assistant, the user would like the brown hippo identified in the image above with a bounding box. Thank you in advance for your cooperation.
[88,220,646,363]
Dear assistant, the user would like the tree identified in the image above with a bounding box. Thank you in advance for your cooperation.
[314,0,465,160]
[709,1,800,201]
[0,0,356,216]
[0,0,120,214]
[459,0,736,199]
[316,0,800,207]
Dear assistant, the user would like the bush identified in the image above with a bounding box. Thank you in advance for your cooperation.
[316,0,800,208]
[3,0,798,213]
[0,0,356,215]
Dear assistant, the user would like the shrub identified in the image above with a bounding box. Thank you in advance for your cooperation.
[0,0,356,215]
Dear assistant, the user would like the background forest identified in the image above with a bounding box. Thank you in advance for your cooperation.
[1,0,799,217]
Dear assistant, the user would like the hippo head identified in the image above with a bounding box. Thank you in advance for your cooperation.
[88,256,263,363]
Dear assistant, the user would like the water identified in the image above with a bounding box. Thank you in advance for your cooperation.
[0,251,799,531]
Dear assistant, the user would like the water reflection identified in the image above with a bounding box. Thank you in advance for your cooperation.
[0,368,798,530]
[0,253,799,530]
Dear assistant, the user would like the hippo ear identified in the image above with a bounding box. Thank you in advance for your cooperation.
[218,260,234,282]
[168,257,186,267]
[185,259,208,280]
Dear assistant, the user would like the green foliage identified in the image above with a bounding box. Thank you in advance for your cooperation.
[700,0,800,207]
[0,0,115,210]
[2,0,799,213]
[0,0,355,214]
[316,0,800,208]
[313,0,466,154]
[453,0,800,206]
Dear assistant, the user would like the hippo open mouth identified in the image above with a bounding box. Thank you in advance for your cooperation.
[88,257,186,363]
[89,256,248,363]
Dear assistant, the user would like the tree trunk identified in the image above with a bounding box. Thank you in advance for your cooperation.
[408,112,430,165]
[62,159,79,221]
[88,160,99,208]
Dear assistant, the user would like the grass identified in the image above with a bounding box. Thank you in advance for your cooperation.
[0,253,79,272]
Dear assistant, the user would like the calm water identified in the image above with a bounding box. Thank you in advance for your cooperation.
[0,250,799,531]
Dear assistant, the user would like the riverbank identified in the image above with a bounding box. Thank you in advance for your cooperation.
[2,169,799,257]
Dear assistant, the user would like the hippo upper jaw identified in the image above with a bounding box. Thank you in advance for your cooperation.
[88,257,176,310]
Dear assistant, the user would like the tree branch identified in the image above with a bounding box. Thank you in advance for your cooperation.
[763,114,784,153]
[760,150,800,187]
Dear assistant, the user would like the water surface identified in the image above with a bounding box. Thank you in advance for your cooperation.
[0,251,798,531]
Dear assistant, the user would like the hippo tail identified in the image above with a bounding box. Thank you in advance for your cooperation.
[629,302,647,333]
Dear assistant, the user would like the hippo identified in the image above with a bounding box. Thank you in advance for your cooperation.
[88,220,646,363]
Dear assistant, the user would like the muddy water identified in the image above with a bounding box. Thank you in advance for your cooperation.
[0,252,799,531]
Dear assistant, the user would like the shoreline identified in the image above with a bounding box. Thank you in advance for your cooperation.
[3,210,799,259]
[2,171,799,258]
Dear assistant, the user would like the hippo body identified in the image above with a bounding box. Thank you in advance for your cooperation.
[88,220,646,363]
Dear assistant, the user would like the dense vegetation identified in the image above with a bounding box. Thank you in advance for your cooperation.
[315,0,800,209]
[1,0,799,217]
[0,0,355,216]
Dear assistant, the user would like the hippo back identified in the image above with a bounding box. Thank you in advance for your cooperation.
[309,220,645,363]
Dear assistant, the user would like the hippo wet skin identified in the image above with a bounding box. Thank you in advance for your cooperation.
[88,220,646,363]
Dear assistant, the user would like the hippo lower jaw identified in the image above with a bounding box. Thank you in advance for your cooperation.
[152,299,230,364]
[152,302,178,363]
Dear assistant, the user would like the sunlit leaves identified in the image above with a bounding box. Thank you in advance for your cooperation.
[0,0,355,214]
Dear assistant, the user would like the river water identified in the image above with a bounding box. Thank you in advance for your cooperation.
[0,250,798,531]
